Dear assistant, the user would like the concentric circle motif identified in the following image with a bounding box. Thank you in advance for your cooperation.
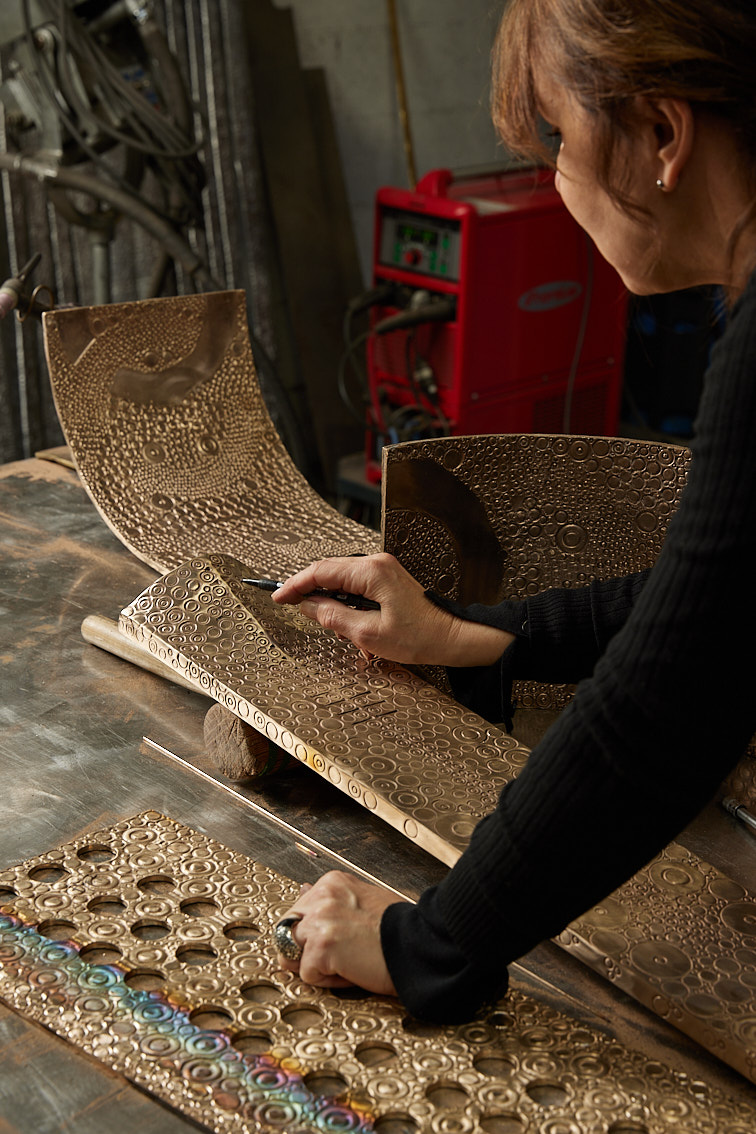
[1,810,754,1134]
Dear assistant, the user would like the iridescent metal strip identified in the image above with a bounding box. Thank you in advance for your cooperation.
[42,290,377,576]
[2,812,755,1134]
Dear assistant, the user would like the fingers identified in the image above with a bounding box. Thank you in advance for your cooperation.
[270,552,502,667]
[270,558,361,604]
[272,553,406,607]
[272,872,400,997]
[298,594,380,648]
[272,553,407,657]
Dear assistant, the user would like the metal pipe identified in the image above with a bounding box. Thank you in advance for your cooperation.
[0,150,219,286]
[89,226,112,305]
[386,0,417,190]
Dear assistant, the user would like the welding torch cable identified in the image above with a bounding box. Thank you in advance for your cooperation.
[339,284,403,433]
[337,328,387,435]
[22,0,152,206]
[52,0,202,160]
[25,0,204,234]
[403,331,451,436]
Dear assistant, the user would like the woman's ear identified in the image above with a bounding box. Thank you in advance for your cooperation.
[648,97,695,191]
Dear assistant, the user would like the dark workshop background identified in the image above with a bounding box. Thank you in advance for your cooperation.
[0,0,716,489]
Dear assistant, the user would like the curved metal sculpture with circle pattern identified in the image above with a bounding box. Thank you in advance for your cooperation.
[119,553,527,867]
[119,553,756,1085]
[2,812,755,1134]
[382,433,691,710]
[43,290,377,577]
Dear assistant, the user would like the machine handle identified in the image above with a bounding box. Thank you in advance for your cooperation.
[415,161,536,198]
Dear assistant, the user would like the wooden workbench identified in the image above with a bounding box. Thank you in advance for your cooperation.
[0,457,753,1130]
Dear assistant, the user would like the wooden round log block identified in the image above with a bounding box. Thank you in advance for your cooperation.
[203,703,297,781]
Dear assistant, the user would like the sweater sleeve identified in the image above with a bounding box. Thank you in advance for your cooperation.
[381,274,756,1024]
[428,570,651,724]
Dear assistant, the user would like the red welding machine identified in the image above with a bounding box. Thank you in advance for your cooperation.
[362,166,628,483]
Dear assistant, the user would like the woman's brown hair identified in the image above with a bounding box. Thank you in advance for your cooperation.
[492,0,756,216]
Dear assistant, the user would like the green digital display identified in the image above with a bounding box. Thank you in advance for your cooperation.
[397,223,439,248]
[378,207,461,281]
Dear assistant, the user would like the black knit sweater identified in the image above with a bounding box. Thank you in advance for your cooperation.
[380,274,756,1022]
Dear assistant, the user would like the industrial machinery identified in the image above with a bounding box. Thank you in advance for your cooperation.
[348,166,628,483]
[0,0,214,304]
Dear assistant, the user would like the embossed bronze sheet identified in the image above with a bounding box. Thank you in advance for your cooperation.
[382,433,756,1082]
[120,555,756,1084]
[42,290,378,577]
[2,813,755,1134]
[564,844,756,1085]
[119,554,528,867]
[382,433,691,712]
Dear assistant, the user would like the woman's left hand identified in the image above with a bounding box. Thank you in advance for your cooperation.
[274,871,404,996]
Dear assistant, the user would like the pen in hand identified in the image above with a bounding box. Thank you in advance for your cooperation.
[722,796,756,834]
[242,577,381,611]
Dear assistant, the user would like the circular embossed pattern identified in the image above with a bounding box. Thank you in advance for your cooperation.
[44,291,376,577]
[1,814,754,1134]
[120,553,525,860]
[568,843,756,1082]
[383,434,690,711]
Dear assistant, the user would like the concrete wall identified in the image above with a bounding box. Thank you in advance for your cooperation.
[275,0,505,282]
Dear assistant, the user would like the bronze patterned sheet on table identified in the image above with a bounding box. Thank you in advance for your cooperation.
[42,290,756,1090]
[2,812,755,1134]
[562,843,756,1085]
[43,290,378,577]
[119,553,527,867]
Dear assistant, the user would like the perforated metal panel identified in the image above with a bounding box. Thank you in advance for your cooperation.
[2,813,755,1134]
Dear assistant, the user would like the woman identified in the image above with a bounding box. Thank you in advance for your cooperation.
[270,0,756,1022]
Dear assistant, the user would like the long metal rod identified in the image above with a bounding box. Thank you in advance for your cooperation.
[145,737,550,989]
[387,0,417,189]
[141,735,412,902]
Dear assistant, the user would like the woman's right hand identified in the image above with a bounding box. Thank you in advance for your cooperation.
[272,552,513,668]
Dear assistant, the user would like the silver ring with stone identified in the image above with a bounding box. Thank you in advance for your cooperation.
[273,915,303,961]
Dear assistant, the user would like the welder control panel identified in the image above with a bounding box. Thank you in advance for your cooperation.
[378,207,462,281]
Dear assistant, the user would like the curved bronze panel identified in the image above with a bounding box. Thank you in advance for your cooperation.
[382,433,756,1081]
[2,812,755,1134]
[119,554,527,867]
[383,456,505,606]
[382,433,691,711]
[43,291,377,575]
[119,554,756,1083]
[562,841,756,1084]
